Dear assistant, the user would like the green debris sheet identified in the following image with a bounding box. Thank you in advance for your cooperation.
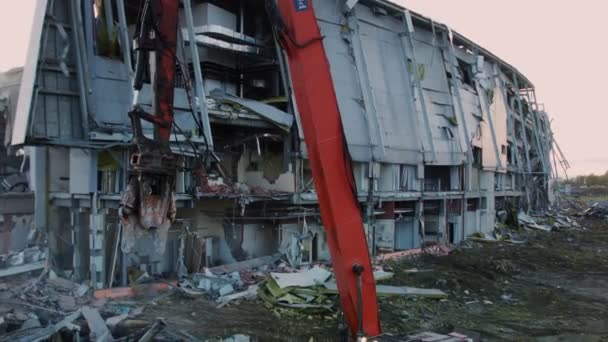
[258,276,337,317]
[257,266,446,318]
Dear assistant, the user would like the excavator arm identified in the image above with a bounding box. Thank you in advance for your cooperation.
[120,0,381,337]
[119,0,179,244]
[273,0,381,337]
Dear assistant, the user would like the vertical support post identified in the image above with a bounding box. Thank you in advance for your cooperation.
[238,0,245,98]
[417,200,425,246]
[182,0,214,149]
[115,0,133,74]
[442,29,472,190]
[103,0,115,38]
[30,147,48,232]
[89,200,106,289]
[512,75,532,173]
[498,71,523,172]
[475,59,503,170]
[69,0,90,132]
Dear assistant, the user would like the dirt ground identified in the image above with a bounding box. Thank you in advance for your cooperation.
[133,214,608,341]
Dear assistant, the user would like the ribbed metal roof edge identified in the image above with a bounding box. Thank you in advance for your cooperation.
[368,0,535,88]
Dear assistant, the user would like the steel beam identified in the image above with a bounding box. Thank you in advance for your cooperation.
[512,75,532,173]
[181,0,214,149]
[474,59,502,170]
[442,29,473,190]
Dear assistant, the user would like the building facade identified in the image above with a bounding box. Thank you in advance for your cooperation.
[4,0,554,288]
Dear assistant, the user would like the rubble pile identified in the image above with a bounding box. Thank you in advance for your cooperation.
[582,201,608,218]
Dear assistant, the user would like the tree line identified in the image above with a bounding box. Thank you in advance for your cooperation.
[563,171,608,186]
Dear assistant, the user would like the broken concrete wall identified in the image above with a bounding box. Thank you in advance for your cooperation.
[236,147,295,193]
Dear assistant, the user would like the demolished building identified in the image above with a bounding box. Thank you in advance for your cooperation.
[1,0,556,289]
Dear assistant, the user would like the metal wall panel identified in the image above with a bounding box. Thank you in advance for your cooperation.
[13,0,83,144]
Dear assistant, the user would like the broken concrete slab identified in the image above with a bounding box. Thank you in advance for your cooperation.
[105,313,129,331]
[21,315,41,330]
[270,266,331,289]
[195,275,237,293]
[75,283,90,297]
[82,306,115,342]
[373,270,395,282]
[57,295,77,311]
[218,284,235,296]
[48,275,78,291]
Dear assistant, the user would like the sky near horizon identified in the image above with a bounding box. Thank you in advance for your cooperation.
[0,1,606,177]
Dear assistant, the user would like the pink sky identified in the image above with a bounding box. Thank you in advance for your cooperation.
[399,0,608,177]
[1,1,606,177]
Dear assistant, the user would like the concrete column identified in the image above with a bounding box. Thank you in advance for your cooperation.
[29,147,48,232]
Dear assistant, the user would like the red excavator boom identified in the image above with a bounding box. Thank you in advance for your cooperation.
[274,0,381,337]
[121,0,381,337]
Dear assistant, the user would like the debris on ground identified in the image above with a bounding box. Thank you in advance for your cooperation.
[1,192,607,340]
[583,201,608,218]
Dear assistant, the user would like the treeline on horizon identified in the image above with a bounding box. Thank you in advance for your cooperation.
[563,171,608,186]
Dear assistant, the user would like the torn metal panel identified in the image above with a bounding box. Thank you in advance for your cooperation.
[11,0,48,146]
[312,0,423,164]
[210,89,293,131]
[13,0,85,145]
[474,58,503,171]
[345,9,386,160]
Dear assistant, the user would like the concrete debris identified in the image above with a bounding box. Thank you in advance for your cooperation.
[373,269,395,281]
[222,334,251,342]
[583,201,608,218]
[75,284,91,297]
[217,285,259,308]
[57,295,77,311]
[218,284,235,296]
[105,313,129,330]
[195,274,239,294]
[270,266,331,289]
[518,212,552,231]
[377,244,452,261]
[82,306,115,342]
[468,231,526,244]
[48,275,79,291]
